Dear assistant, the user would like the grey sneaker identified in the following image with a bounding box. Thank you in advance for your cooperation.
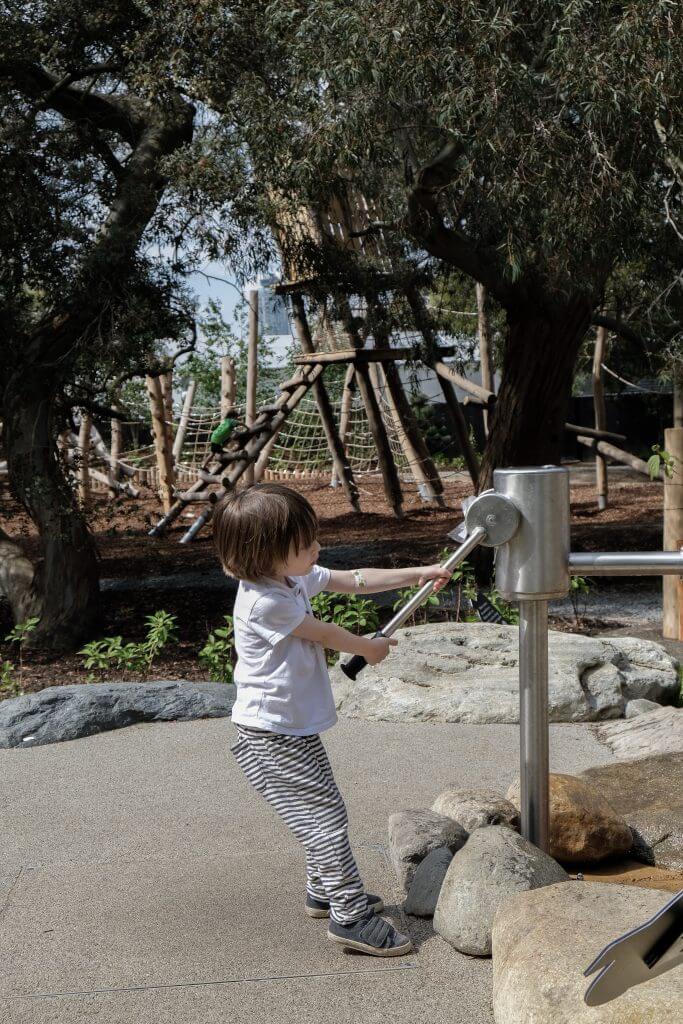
[327,910,413,956]
[306,892,384,918]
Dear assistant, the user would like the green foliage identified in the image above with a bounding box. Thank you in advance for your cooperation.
[175,300,284,411]
[647,445,676,481]
[568,575,592,628]
[0,616,39,699]
[0,660,22,700]
[199,616,235,683]
[79,611,178,681]
[311,591,381,663]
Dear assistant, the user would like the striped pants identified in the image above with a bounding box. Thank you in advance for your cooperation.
[230,724,369,925]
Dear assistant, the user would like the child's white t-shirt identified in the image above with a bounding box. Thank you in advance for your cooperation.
[230,563,338,735]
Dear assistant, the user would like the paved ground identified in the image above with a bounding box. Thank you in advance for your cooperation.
[1,716,613,1024]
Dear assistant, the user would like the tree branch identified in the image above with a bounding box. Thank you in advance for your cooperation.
[0,59,148,143]
[406,140,518,308]
[591,313,681,349]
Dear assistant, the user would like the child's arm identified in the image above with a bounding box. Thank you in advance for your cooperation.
[291,614,397,665]
[325,565,452,595]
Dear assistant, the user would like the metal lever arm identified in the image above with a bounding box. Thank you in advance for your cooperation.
[340,526,487,680]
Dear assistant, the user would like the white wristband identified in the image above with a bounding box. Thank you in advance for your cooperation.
[352,569,367,589]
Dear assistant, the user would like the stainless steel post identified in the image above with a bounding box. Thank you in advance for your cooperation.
[518,599,550,850]
[494,467,570,853]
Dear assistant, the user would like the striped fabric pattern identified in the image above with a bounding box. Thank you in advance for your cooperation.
[230,724,369,925]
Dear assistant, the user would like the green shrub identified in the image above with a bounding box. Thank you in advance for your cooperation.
[199,616,235,683]
[0,615,39,700]
[311,591,381,663]
[79,610,178,681]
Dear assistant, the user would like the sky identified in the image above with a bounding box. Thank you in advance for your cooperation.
[188,260,294,363]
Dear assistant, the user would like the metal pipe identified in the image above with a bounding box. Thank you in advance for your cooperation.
[569,551,683,576]
[381,526,486,635]
[518,599,550,852]
[339,526,486,680]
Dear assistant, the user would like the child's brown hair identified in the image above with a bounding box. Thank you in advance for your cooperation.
[212,483,318,582]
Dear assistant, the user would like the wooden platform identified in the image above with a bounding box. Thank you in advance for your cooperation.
[293,345,457,365]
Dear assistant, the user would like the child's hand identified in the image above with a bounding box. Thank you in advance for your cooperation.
[364,636,398,665]
[417,565,452,593]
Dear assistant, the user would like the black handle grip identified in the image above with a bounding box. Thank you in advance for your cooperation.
[340,631,384,680]
[340,653,367,680]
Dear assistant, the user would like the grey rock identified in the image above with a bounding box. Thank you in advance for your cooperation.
[388,809,468,890]
[596,705,683,759]
[625,698,664,718]
[403,847,454,917]
[581,752,683,870]
[433,826,569,957]
[493,882,683,1022]
[431,787,519,832]
[330,622,678,724]
[0,681,235,748]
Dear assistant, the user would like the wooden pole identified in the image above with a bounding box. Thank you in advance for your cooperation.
[663,426,683,639]
[332,363,356,488]
[290,294,360,510]
[593,325,609,510]
[77,412,92,509]
[172,379,196,463]
[221,356,236,419]
[244,290,258,486]
[376,361,444,504]
[476,283,495,436]
[405,285,479,487]
[146,374,176,513]
[109,415,122,496]
[338,303,403,517]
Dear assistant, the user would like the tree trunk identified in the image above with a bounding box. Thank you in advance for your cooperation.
[2,385,99,650]
[479,296,594,488]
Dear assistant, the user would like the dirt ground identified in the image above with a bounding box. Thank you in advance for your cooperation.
[0,470,667,694]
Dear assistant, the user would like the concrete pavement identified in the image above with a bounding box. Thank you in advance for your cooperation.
[1,715,612,1023]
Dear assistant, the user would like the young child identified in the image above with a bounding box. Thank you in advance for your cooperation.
[213,482,450,957]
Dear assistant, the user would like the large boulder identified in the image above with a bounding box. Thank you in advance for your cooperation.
[595,705,683,759]
[433,826,568,956]
[0,681,235,748]
[581,752,683,870]
[506,773,632,864]
[330,622,678,724]
[493,881,683,1023]
[388,809,468,890]
[431,787,519,832]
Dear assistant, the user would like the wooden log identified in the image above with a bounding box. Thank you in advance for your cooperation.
[576,435,664,479]
[337,305,403,517]
[244,289,258,485]
[593,325,609,510]
[286,294,360,509]
[565,422,626,443]
[77,412,92,509]
[146,374,176,513]
[172,379,196,463]
[179,365,326,542]
[221,356,236,418]
[331,363,356,489]
[663,426,683,638]
[404,285,480,488]
[433,360,495,408]
[476,283,495,436]
[379,360,444,504]
[293,347,416,365]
